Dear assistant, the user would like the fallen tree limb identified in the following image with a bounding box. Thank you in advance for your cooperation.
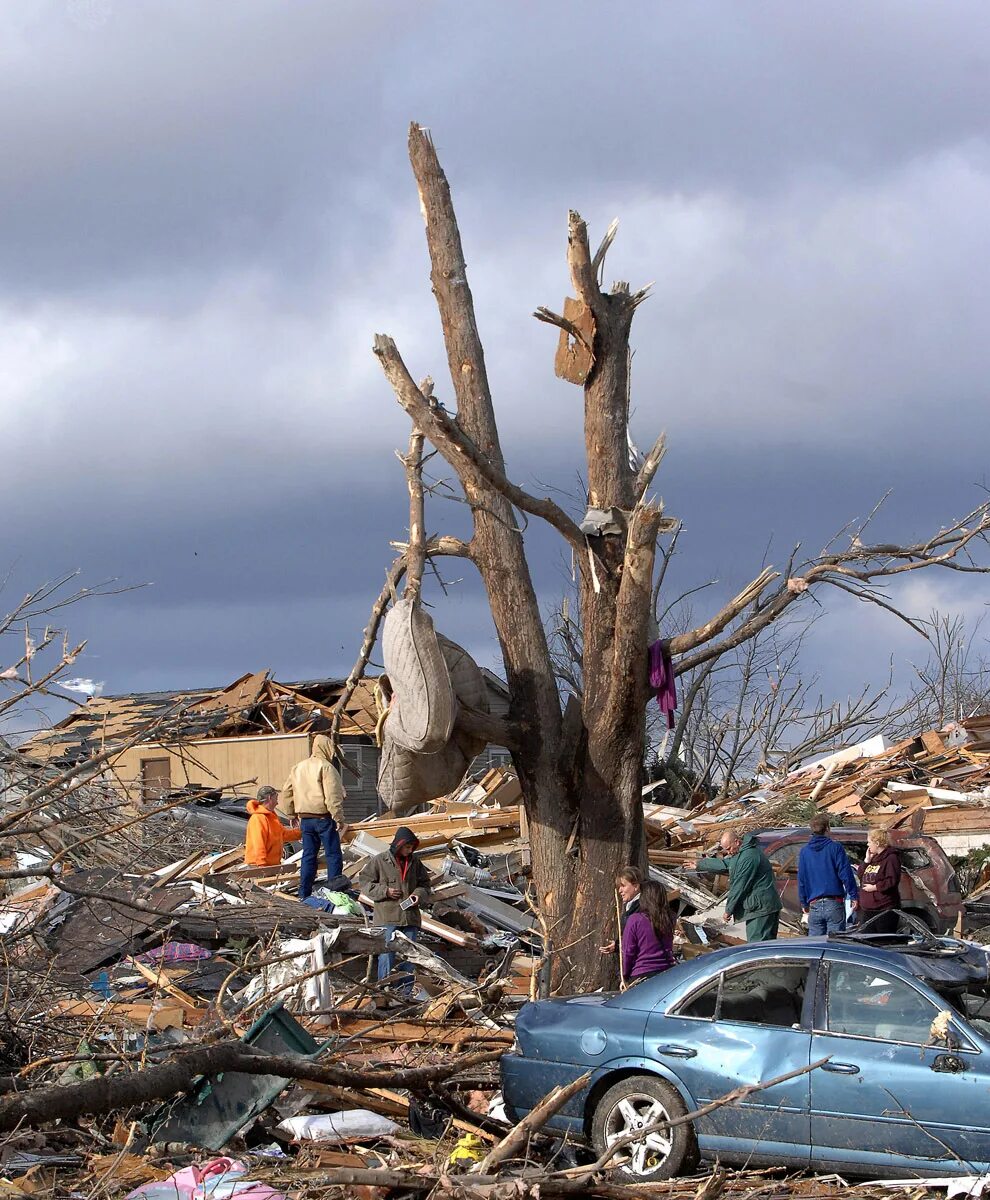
[477,1069,592,1173]
[0,1040,503,1133]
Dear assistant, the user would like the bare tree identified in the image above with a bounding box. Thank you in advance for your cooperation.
[664,612,904,799]
[357,125,990,989]
[895,609,990,734]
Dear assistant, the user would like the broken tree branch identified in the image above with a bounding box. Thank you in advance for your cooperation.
[0,1041,503,1133]
[633,432,667,499]
[401,429,427,602]
[668,567,780,659]
[568,210,601,310]
[563,1055,831,1183]
[534,306,594,353]
[373,335,586,554]
[477,1069,592,1173]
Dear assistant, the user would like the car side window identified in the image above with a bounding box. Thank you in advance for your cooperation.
[678,975,720,1020]
[767,845,798,874]
[677,962,809,1027]
[826,964,940,1045]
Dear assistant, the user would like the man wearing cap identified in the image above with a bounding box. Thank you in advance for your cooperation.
[363,826,431,994]
[244,786,300,867]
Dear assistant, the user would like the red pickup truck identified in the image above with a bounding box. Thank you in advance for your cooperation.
[754,826,963,934]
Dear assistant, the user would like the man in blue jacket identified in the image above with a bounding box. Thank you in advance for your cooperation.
[798,814,859,935]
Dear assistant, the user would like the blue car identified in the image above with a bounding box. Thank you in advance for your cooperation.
[501,934,990,1180]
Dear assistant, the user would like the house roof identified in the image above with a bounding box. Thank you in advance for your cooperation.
[18,672,382,765]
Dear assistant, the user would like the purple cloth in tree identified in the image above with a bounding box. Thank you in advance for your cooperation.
[648,639,677,729]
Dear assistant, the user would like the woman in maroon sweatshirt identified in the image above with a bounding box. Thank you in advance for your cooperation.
[621,880,676,985]
[858,829,902,934]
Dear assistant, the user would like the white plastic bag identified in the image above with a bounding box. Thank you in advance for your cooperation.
[277,1110,398,1143]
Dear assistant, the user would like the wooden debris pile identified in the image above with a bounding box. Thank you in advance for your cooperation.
[645,715,990,851]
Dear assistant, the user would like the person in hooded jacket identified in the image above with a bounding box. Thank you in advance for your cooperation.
[857,828,901,933]
[363,827,431,993]
[244,785,301,866]
[278,734,348,900]
[688,830,783,941]
[798,814,859,935]
[621,879,676,985]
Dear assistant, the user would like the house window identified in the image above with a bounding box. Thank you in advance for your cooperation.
[141,757,171,802]
[340,747,363,781]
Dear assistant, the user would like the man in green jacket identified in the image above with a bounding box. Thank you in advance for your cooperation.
[689,831,782,942]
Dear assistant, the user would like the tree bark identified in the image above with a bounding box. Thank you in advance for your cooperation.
[403,125,575,968]
[0,1041,502,1133]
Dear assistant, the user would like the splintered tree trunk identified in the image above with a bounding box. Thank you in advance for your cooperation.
[372,126,990,989]
[379,128,668,992]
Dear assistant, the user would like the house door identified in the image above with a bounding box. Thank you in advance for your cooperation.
[141,757,171,801]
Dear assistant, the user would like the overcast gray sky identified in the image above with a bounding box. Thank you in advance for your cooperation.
[2,0,988,726]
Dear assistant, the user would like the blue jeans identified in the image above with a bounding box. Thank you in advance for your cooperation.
[378,925,418,994]
[299,816,342,899]
[808,896,846,936]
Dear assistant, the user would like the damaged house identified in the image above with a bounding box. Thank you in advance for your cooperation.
[18,668,511,823]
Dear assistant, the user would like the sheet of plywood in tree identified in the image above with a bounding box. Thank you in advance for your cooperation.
[553,296,595,384]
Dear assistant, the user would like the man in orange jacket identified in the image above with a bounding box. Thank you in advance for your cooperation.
[244,785,301,867]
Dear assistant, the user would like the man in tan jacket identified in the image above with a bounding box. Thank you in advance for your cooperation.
[278,734,348,900]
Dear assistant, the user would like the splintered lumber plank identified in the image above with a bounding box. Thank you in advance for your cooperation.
[126,959,205,1018]
[330,1015,513,1046]
[921,729,949,755]
[347,807,521,842]
[51,998,186,1030]
[154,852,209,887]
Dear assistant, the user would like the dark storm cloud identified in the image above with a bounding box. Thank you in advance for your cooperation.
[1,0,989,714]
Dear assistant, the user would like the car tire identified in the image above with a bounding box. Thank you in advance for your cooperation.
[590,1075,698,1180]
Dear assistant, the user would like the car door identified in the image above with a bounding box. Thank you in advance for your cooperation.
[809,959,990,1174]
[647,955,819,1166]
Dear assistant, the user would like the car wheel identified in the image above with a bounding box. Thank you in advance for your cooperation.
[590,1075,697,1180]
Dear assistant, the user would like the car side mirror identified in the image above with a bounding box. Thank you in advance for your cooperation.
[932,1053,966,1074]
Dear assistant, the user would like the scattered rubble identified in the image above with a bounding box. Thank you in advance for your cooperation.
[6,719,990,1196]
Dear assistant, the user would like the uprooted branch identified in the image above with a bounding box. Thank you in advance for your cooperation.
[670,502,990,675]
[0,1041,503,1132]
[373,334,586,554]
[401,428,427,601]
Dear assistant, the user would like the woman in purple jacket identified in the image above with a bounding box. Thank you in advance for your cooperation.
[621,880,675,986]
